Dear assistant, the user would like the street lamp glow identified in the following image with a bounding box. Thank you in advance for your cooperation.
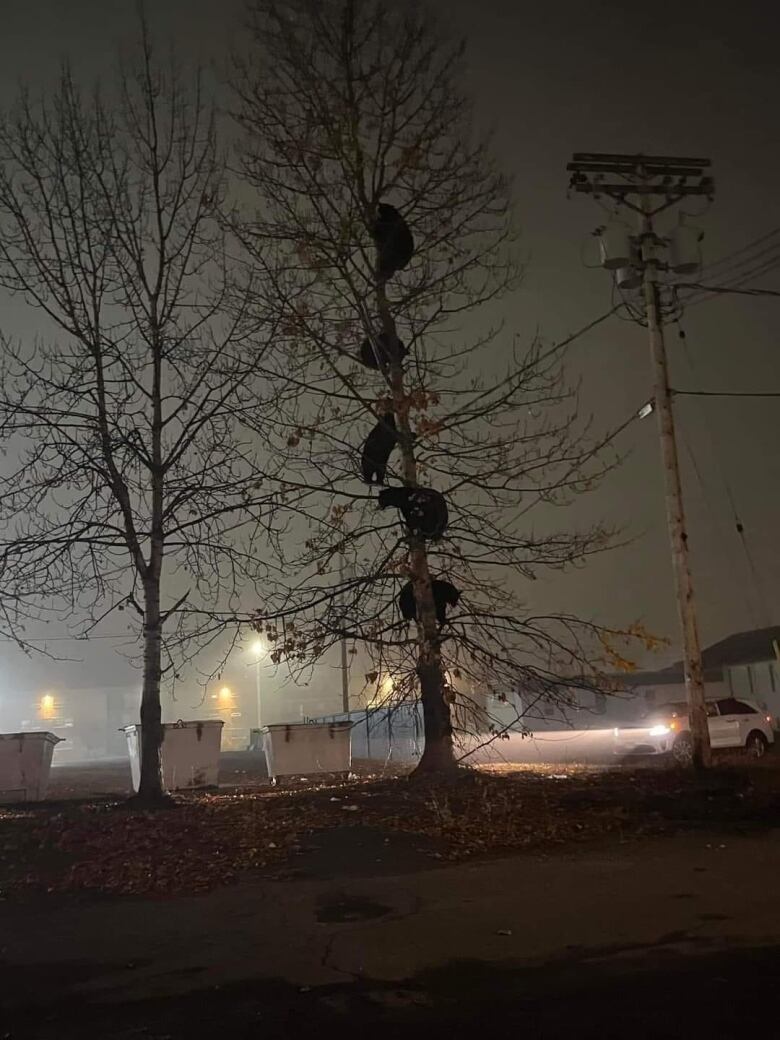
[250,638,267,659]
[39,693,55,718]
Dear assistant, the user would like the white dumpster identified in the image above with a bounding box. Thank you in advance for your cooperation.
[123,720,224,792]
[0,732,62,803]
[263,721,352,782]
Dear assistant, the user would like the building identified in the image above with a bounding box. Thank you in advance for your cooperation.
[617,625,780,724]
[483,626,780,733]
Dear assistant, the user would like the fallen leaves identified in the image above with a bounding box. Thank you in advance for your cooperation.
[0,761,778,900]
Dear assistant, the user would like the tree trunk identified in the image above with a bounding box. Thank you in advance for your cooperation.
[135,297,168,804]
[374,282,456,776]
[413,657,457,774]
[135,578,167,803]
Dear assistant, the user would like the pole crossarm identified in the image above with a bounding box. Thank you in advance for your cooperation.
[567,153,713,216]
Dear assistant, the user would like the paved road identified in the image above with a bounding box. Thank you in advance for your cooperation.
[2,827,778,1037]
[5,940,779,1038]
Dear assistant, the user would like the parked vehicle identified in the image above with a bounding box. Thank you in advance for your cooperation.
[614,697,774,764]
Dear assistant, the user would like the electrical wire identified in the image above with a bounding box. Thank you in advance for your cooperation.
[683,250,780,307]
[535,304,622,367]
[673,389,780,398]
[676,282,780,300]
[676,326,774,625]
[677,423,761,630]
[0,633,134,643]
[685,259,780,308]
[699,227,780,276]
[678,229,780,306]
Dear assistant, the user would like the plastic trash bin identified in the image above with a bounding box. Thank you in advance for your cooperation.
[263,721,352,782]
[0,731,62,803]
[123,720,223,792]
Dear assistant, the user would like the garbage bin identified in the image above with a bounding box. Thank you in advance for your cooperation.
[263,721,352,782]
[123,720,224,792]
[0,731,62,803]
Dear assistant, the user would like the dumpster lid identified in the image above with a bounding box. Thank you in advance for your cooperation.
[262,721,353,732]
[0,731,63,744]
[121,719,225,732]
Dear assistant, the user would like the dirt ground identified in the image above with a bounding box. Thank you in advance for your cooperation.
[2,752,779,898]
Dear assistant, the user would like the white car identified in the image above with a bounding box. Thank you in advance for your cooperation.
[614,697,775,764]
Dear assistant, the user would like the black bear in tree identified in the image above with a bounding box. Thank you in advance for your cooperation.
[372,203,414,279]
[399,578,460,625]
[359,331,408,370]
[377,486,449,540]
[360,412,399,484]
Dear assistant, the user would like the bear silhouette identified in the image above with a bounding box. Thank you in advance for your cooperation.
[377,486,448,540]
[359,331,408,370]
[372,203,414,279]
[360,412,399,484]
[398,578,460,625]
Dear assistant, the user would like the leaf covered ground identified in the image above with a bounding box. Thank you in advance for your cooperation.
[1,759,778,899]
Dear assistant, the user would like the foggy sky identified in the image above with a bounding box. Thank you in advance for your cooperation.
[1,0,778,707]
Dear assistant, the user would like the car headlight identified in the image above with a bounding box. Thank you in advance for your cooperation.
[648,724,671,737]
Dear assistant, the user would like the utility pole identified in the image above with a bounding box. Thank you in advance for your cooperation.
[567,152,714,769]
[339,555,352,714]
[247,639,266,748]
[255,656,262,732]
[340,623,350,714]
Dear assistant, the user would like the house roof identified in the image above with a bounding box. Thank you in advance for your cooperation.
[617,625,780,687]
[700,626,780,669]
[618,664,722,687]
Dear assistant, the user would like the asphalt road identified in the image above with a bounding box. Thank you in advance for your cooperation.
[5,942,779,1038]
[2,826,779,1039]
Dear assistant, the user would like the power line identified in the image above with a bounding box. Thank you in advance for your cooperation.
[673,388,780,398]
[0,633,133,644]
[546,305,621,356]
[679,229,780,306]
[677,423,761,630]
[684,255,780,307]
[532,304,621,371]
[698,227,780,277]
[677,327,774,626]
[701,241,780,281]
[677,281,780,300]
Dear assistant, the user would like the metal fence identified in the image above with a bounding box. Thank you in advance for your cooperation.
[307,704,424,764]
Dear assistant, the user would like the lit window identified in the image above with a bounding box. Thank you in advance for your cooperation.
[39,693,56,719]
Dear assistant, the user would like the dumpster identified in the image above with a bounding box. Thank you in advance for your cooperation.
[263,721,352,782]
[123,720,223,792]
[0,731,62,803]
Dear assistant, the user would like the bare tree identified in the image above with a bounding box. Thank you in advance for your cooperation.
[0,31,282,802]
[230,0,647,772]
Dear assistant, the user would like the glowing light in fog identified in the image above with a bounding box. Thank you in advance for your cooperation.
[250,639,267,660]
